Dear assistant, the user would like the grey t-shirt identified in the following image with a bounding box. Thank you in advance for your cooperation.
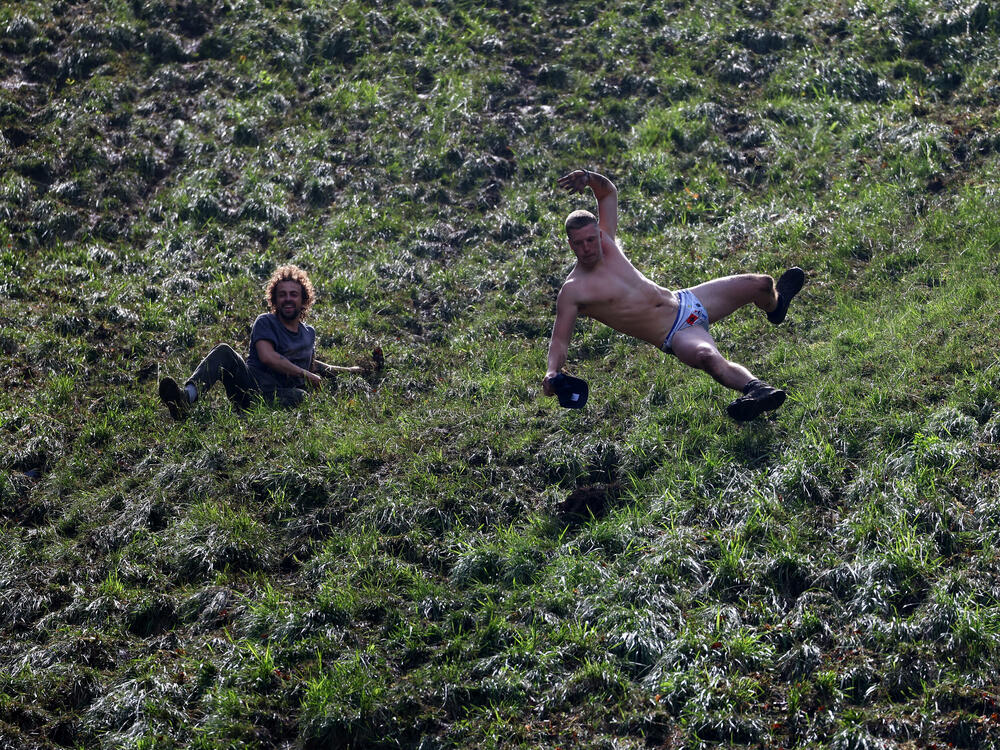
[246,313,316,392]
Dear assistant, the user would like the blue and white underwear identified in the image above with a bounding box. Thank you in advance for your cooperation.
[661,289,709,354]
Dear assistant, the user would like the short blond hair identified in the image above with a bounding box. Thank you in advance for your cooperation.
[565,209,597,236]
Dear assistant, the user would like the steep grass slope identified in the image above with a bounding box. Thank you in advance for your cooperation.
[2,0,1000,747]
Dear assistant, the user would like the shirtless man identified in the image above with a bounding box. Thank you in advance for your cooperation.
[542,169,804,422]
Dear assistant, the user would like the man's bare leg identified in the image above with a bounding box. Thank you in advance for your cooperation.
[668,270,803,420]
[686,274,778,324]
[669,326,756,391]
[670,326,786,421]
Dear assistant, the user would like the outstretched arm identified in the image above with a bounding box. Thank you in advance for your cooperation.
[312,360,363,375]
[557,169,618,239]
[312,347,385,377]
[542,287,579,396]
[256,339,323,387]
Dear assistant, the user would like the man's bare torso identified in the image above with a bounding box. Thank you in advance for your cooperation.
[564,234,678,348]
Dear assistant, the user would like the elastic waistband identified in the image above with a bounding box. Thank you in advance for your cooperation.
[661,290,685,353]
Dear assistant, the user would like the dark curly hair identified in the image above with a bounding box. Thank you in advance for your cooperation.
[264,265,315,318]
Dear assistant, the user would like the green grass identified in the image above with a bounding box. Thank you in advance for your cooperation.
[3,0,1000,747]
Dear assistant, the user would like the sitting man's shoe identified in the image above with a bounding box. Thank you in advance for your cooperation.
[727,379,786,422]
[158,376,190,420]
[768,267,805,324]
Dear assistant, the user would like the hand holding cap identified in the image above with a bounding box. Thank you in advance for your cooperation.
[550,373,589,409]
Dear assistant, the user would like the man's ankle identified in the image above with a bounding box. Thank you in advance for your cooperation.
[742,379,763,395]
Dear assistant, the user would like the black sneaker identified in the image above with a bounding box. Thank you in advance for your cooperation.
[767,267,805,324]
[727,381,786,422]
[158,376,190,420]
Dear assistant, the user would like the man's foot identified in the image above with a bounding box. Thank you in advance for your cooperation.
[158,376,190,420]
[767,267,805,324]
[727,380,786,422]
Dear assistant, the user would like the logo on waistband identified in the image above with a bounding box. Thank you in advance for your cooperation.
[686,313,700,325]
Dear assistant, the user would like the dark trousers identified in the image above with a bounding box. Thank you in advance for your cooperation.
[188,344,306,409]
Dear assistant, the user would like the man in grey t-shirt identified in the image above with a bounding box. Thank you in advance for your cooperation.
[157,265,379,419]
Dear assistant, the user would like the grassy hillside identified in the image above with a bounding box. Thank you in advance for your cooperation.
[2,0,1000,747]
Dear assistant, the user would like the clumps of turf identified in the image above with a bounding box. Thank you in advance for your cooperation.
[163,502,275,582]
[3,0,1000,747]
[557,481,621,524]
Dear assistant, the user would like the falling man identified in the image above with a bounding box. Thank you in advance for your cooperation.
[542,169,804,422]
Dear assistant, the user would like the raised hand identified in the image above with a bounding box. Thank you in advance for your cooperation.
[557,169,591,194]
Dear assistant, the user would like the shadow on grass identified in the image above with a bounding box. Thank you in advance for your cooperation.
[724,419,783,468]
[556,481,622,526]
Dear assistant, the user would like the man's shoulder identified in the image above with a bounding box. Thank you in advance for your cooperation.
[601,232,625,255]
[251,312,278,331]
[560,267,598,301]
[561,269,582,291]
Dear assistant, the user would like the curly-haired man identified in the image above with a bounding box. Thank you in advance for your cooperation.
[158,265,375,419]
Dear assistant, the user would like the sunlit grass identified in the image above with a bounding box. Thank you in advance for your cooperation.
[3,0,1000,747]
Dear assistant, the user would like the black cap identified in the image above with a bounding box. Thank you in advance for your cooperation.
[550,373,589,409]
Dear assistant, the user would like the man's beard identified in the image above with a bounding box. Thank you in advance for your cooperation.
[278,305,300,323]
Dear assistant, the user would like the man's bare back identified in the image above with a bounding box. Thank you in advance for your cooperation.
[543,168,806,422]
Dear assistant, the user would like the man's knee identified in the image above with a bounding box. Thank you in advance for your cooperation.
[743,273,774,294]
[690,345,723,373]
[204,344,246,373]
[208,343,239,360]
